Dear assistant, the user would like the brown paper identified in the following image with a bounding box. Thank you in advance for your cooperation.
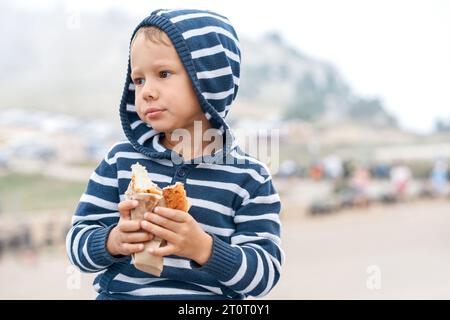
[125,191,167,277]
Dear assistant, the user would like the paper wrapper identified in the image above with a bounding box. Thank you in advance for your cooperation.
[125,191,167,277]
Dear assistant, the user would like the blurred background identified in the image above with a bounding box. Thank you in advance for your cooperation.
[1,0,450,299]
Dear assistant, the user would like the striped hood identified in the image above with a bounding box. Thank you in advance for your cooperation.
[120,9,241,161]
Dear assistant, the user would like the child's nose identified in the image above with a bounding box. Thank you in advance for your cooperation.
[142,81,159,100]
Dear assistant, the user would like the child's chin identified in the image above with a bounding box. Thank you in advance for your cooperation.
[149,123,172,133]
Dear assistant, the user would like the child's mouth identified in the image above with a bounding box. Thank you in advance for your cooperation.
[145,107,166,119]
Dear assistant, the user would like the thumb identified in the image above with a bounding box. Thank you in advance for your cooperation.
[118,200,139,220]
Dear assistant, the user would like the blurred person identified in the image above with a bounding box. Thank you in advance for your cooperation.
[390,162,412,200]
[350,166,370,207]
[342,159,355,180]
[430,157,449,196]
[310,162,324,181]
[66,9,283,300]
[322,154,343,180]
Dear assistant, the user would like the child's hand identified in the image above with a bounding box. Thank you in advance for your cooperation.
[140,207,213,265]
[106,200,154,256]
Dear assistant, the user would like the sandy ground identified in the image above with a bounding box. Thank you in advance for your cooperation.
[1,199,449,300]
[267,198,450,299]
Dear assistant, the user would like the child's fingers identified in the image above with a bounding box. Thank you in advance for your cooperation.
[153,206,188,222]
[123,231,154,243]
[119,220,141,232]
[144,212,178,232]
[121,243,144,255]
[118,200,139,220]
[140,221,178,243]
[148,243,176,257]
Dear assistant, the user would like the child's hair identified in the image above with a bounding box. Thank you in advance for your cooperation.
[131,26,171,47]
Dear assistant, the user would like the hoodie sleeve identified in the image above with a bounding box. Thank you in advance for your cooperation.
[197,176,284,298]
[66,144,128,273]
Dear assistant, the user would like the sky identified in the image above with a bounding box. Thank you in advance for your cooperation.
[16,0,450,133]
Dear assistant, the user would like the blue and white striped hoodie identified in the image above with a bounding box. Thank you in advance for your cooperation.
[66,8,284,300]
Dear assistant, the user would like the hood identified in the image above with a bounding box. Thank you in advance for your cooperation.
[119,9,241,162]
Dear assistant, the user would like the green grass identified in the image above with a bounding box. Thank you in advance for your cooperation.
[0,173,87,213]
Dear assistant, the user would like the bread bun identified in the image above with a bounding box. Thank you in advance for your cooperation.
[130,163,189,212]
[130,163,162,195]
[163,182,190,212]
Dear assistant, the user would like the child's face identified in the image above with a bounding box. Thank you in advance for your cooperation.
[130,32,208,134]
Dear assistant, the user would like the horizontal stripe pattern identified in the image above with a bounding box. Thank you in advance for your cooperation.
[197,66,233,80]
[68,9,282,300]
[191,44,240,63]
[170,12,232,26]
[188,197,235,217]
[67,139,283,299]
[182,26,241,50]
[202,88,235,100]
[123,9,241,159]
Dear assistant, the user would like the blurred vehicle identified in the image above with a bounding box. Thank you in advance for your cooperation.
[309,197,339,215]
[370,163,391,179]
[0,150,13,168]
[377,191,398,204]
[86,140,109,161]
[277,160,299,178]
[11,142,56,161]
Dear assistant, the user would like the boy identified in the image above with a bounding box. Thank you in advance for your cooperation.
[67,8,284,300]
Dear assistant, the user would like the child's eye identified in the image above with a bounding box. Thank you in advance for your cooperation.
[133,78,145,86]
[159,71,172,78]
